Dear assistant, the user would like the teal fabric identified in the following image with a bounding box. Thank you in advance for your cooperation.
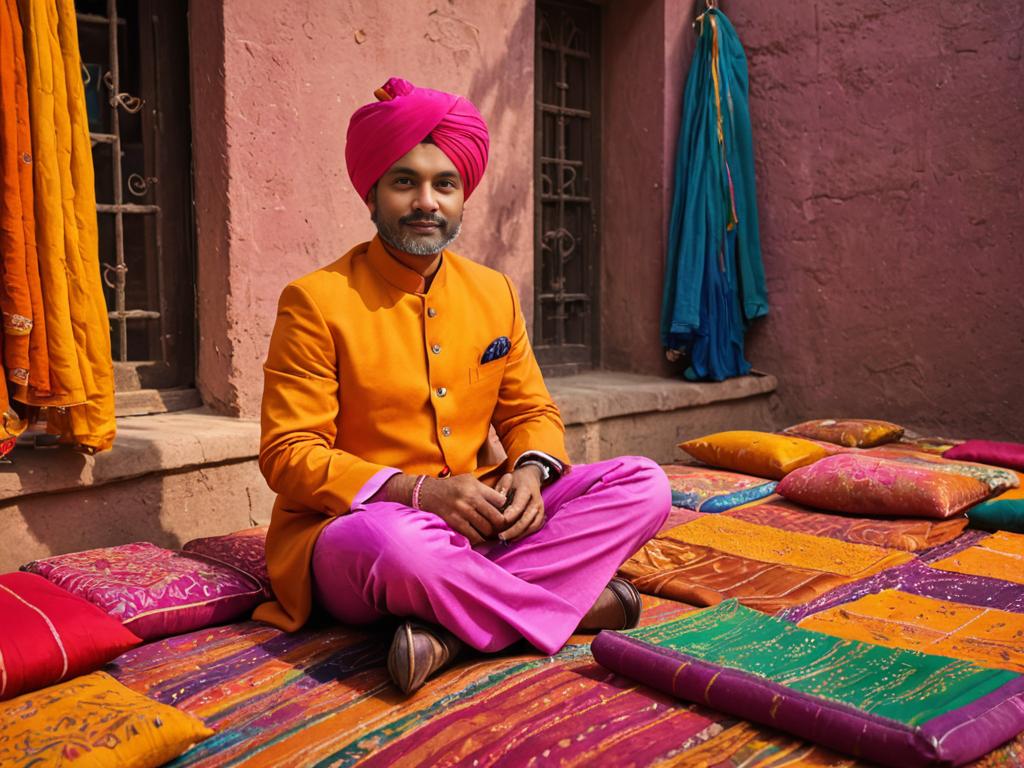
[968,498,1024,533]
[661,9,768,381]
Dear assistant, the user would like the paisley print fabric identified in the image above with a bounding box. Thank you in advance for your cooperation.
[22,542,264,639]
[592,601,1024,768]
[782,418,904,448]
[182,527,272,599]
[0,671,212,767]
[863,447,1020,493]
[778,454,991,519]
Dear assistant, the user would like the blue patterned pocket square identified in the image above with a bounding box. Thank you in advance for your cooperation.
[481,336,511,364]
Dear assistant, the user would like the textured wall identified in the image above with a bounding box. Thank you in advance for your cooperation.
[726,1,1024,439]
[190,0,535,417]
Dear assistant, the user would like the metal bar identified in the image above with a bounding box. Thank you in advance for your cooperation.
[150,10,169,364]
[538,293,591,301]
[90,132,117,144]
[76,12,125,26]
[109,310,161,320]
[540,195,592,204]
[96,203,160,214]
[107,0,127,362]
[539,103,592,119]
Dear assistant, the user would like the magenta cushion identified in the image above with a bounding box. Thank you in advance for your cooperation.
[944,439,1024,472]
[22,543,264,640]
[182,527,272,599]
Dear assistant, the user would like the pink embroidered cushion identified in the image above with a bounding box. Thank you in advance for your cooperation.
[0,572,141,701]
[944,439,1024,472]
[777,454,991,519]
[782,418,904,448]
[182,527,272,599]
[22,543,264,640]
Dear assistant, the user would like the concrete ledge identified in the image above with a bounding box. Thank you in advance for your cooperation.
[0,409,260,503]
[549,371,778,424]
[548,371,780,465]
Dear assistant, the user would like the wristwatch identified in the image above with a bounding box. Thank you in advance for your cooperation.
[517,458,558,485]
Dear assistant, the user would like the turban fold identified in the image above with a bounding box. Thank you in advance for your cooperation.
[345,77,489,201]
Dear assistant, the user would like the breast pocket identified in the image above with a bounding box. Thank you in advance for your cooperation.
[470,360,507,386]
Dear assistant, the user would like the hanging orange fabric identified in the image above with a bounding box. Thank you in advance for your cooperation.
[17,0,84,408]
[17,0,115,451]
[46,0,115,451]
[7,0,50,398]
[0,0,34,387]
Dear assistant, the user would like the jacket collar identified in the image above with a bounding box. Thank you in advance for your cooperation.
[366,235,448,295]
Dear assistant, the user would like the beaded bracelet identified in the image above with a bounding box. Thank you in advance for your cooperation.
[411,474,427,510]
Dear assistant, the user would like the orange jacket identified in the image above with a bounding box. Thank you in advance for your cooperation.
[253,237,570,631]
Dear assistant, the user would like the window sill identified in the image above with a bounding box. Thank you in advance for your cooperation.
[0,408,259,503]
[547,370,778,425]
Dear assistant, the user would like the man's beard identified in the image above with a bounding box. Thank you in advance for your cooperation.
[373,210,462,256]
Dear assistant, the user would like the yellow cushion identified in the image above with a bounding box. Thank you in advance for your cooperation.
[0,671,213,767]
[679,430,829,479]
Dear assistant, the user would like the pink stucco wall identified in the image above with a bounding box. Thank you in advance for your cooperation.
[190,0,535,417]
[726,2,1024,439]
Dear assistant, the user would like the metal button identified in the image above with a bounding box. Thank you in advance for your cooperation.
[441,426,451,437]
[431,344,441,354]
[436,387,447,397]
[427,307,437,318]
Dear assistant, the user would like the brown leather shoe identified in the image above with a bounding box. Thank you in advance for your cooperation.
[606,577,642,630]
[387,621,463,695]
[577,577,643,632]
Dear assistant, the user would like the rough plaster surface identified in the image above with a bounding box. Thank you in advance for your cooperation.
[0,460,273,572]
[190,0,535,417]
[727,1,1024,439]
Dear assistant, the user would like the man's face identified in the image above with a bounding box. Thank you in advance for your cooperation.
[369,142,465,256]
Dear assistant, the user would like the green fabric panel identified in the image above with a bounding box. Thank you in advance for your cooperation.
[626,600,1018,726]
[968,499,1024,533]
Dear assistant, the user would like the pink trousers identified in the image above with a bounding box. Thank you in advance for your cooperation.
[311,455,670,654]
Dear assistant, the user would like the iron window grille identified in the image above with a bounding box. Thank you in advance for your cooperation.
[534,0,601,375]
[77,0,196,414]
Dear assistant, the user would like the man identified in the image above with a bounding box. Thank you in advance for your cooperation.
[255,77,670,694]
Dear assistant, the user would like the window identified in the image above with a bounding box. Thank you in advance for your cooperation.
[76,0,196,414]
[534,0,601,375]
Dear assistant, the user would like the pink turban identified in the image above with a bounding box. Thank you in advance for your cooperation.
[345,77,490,202]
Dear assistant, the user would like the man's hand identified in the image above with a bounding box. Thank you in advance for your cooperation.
[494,465,545,543]
[376,472,507,545]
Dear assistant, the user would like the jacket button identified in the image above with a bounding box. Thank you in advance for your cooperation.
[431,344,441,354]
[436,387,447,397]
[427,307,437,318]
[441,426,451,437]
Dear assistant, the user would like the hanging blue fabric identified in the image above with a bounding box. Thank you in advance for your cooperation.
[661,5,768,382]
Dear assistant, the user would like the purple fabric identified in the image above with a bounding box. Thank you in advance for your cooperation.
[22,543,264,640]
[311,456,671,654]
[944,440,1024,472]
[591,631,1024,768]
[918,529,990,562]
[779,557,1024,623]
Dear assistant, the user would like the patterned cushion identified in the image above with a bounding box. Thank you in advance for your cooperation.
[778,454,991,519]
[0,572,141,701]
[945,439,1024,472]
[593,601,1024,768]
[0,671,212,767]
[662,465,777,512]
[782,418,904,448]
[678,431,829,480]
[864,447,1020,493]
[22,542,264,640]
[182,527,272,599]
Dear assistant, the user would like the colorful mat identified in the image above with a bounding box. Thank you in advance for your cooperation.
[798,590,1024,673]
[592,601,1024,768]
[109,597,761,768]
[620,516,913,613]
[726,496,968,551]
[931,531,1024,586]
[663,464,778,512]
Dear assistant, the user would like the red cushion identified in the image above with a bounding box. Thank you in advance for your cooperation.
[0,572,142,700]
